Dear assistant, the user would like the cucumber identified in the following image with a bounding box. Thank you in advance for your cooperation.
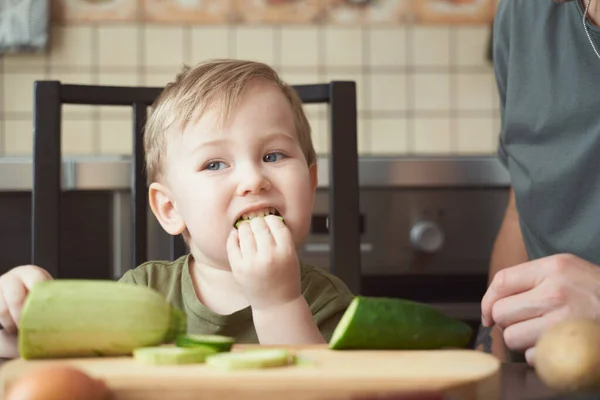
[328,296,473,350]
[133,345,217,365]
[293,354,316,368]
[206,349,291,370]
[18,280,187,360]
[235,215,284,228]
[176,334,234,352]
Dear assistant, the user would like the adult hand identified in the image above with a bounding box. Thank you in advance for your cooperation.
[481,254,600,366]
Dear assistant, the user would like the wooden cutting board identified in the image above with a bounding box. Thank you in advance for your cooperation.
[0,345,501,400]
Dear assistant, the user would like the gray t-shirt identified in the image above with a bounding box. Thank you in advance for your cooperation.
[495,0,600,264]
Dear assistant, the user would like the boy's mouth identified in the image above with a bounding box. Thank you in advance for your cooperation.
[234,207,282,228]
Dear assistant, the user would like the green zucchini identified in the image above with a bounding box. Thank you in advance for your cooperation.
[134,345,217,365]
[18,280,187,359]
[206,349,291,370]
[176,334,234,352]
[329,296,473,350]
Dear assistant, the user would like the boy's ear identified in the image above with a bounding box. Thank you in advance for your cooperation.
[148,182,186,236]
[309,163,318,191]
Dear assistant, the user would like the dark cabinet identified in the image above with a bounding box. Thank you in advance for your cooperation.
[0,191,114,279]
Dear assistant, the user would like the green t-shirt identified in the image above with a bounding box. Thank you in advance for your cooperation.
[118,254,354,343]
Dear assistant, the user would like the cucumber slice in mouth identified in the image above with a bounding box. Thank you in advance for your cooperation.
[234,215,284,229]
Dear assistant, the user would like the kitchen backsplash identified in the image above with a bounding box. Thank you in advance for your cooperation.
[0,3,501,157]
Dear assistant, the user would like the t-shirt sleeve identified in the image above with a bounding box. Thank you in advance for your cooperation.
[117,267,147,285]
[493,0,511,168]
[301,266,355,342]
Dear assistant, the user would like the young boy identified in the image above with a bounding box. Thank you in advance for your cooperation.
[0,59,355,358]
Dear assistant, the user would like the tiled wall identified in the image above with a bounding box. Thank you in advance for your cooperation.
[0,23,500,157]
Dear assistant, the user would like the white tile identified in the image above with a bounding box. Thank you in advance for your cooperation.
[62,120,96,155]
[190,27,231,64]
[414,118,452,154]
[493,116,502,143]
[456,118,496,154]
[99,120,133,155]
[457,73,495,111]
[455,27,492,67]
[49,26,93,67]
[309,113,368,156]
[234,27,275,65]
[48,71,94,85]
[412,26,451,67]
[369,118,408,154]
[324,72,366,112]
[97,72,141,87]
[280,27,319,68]
[368,27,406,67]
[303,103,327,119]
[143,72,179,87]
[307,114,328,155]
[98,26,139,69]
[144,26,185,69]
[3,53,47,70]
[4,120,33,155]
[324,27,363,67]
[97,73,140,119]
[47,72,95,116]
[3,73,44,113]
[413,73,450,111]
[357,117,370,154]
[279,71,321,86]
[370,73,407,112]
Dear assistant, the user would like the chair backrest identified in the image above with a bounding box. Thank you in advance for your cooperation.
[31,80,361,294]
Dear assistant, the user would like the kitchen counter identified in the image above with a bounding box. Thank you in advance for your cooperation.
[0,155,511,191]
[500,363,599,400]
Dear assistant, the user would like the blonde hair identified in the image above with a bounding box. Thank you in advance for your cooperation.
[144,59,316,185]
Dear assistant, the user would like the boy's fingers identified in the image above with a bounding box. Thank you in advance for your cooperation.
[264,215,292,247]
[250,217,275,253]
[226,229,243,266]
[0,329,19,358]
[17,266,53,289]
[0,287,17,334]
[237,222,256,258]
[1,276,28,331]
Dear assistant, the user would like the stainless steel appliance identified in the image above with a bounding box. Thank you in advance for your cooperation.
[298,156,511,330]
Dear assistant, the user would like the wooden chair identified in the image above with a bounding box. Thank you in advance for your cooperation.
[31,80,361,294]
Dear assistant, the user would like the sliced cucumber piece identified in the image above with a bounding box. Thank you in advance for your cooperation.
[206,349,291,370]
[235,216,284,229]
[176,334,234,352]
[133,345,217,365]
[293,354,316,368]
[329,296,473,350]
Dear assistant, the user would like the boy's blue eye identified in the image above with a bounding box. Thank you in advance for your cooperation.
[204,161,227,171]
[263,152,285,163]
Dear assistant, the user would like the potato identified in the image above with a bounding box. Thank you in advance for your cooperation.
[5,365,109,400]
[535,317,600,393]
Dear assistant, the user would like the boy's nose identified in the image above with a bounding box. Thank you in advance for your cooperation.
[236,167,271,196]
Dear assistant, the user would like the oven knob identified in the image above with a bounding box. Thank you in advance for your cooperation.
[410,221,444,253]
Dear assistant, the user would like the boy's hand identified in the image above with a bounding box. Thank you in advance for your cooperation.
[0,265,52,334]
[226,215,301,311]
